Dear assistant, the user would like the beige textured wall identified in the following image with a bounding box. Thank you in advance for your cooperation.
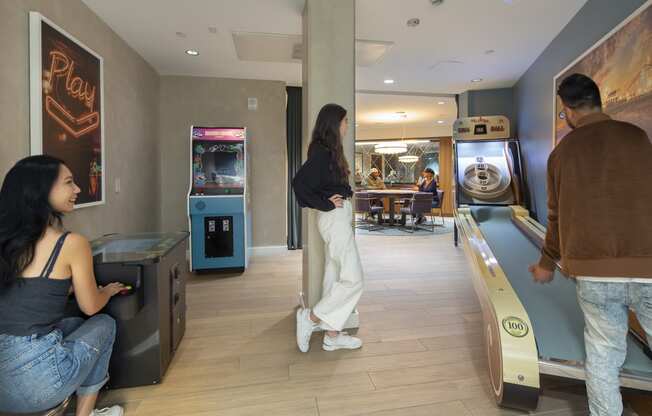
[158,76,287,247]
[0,0,160,239]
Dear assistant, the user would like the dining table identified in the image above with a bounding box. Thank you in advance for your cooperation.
[358,189,419,226]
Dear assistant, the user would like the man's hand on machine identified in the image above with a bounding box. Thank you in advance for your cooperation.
[529,264,554,284]
[98,282,126,297]
[329,194,344,208]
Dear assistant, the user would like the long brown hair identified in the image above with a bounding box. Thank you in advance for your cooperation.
[307,103,350,182]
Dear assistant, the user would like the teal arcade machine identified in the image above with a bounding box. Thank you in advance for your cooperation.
[187,126,251,272]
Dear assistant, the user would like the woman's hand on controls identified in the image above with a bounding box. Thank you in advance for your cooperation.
[328,194,344,208]
[99,282,126,297]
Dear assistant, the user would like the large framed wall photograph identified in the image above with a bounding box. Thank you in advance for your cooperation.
[553,0,652,147]
[29,12,105,207]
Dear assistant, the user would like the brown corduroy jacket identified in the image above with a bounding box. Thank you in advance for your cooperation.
[538,112,652,278]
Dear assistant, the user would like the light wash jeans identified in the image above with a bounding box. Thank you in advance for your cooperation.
[0,314,116,413]
[576,280,652,416]
[313,200,364,331]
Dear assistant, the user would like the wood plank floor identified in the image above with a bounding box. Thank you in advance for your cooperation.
[95,224,651,416]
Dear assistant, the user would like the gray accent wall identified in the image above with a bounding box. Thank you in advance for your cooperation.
[514,0,647,223]
[0,0,160,239]
[458,88,515,133]
[158,76,287,247]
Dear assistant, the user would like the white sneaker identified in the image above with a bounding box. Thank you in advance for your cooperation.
[323,332,362,351]
[296,308,317,352]
[91,405,124,416]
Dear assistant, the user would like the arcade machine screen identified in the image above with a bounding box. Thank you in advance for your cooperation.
[456,141,522,205]
[191,140,244,195]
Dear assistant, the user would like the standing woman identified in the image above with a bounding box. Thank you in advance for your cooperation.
[292,103,364,352]
[0,156,125,416]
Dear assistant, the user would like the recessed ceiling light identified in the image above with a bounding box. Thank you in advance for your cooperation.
[471,78,483,83]
[437,120,445,124]
[384,79,395,84]
[185,49,200,56]
[437,101,446,105]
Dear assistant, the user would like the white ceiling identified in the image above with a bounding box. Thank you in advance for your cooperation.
[82,0,305,83]
[356,0,587,94]
[83,0,588,130]
[83,0,587,93]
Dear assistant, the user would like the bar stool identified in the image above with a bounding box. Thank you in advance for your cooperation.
[3,396,71,416]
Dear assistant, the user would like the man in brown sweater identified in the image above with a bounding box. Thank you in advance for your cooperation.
[529,73,652,416]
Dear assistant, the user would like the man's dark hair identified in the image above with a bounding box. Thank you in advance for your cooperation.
[557,73,602,110]
[424,168,435,175]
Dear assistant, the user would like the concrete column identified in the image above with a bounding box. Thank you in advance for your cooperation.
[300,0,356,328]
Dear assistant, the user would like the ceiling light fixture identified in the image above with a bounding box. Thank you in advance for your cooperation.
[437,101,446,105]
[471,78,483,83]
[374,142,408,154]
[384,79,395,84]
[356,140,429,146]
[185,49,200,56]
[399,155,419,163]
[437,120,445,124]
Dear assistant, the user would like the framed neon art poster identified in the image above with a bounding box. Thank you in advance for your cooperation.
[29,12,105,208]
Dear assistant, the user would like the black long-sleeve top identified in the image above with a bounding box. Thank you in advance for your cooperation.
[292,144,353,212]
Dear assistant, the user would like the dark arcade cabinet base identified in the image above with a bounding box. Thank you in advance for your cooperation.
[68,233,190,389]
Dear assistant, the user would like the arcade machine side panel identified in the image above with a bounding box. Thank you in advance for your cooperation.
[187,125,196,270]
[244,129,253,267]
[455,208,540,410]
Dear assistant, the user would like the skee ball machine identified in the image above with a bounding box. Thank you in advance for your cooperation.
[187,126,252,273]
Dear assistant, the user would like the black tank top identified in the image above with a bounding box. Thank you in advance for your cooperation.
[0,233,72,336]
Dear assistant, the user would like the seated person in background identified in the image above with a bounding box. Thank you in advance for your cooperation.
[0,156,125,416]
[364,168,386,189]
[413,168,439,224]
[363,168,385,219]
[416,171,425,187]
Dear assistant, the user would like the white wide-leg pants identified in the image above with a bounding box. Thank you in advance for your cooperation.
[313,200,364,331]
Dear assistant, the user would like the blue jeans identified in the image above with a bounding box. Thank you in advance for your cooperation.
[576,280,652,416]
[0,314,116,413]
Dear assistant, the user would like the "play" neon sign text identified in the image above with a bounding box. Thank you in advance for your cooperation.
[44,50,99,137]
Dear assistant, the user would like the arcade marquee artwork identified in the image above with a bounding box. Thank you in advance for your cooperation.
[29,12,104,207]
[554,0,652,147]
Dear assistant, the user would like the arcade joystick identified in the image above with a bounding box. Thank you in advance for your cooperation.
[119,285,133,295]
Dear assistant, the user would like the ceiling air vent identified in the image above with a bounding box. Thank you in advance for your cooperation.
[232,31,302,63]
[356,39,394,67]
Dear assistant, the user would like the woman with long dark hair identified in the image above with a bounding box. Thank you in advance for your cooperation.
[0,156,124,416]
[292,103,364,352]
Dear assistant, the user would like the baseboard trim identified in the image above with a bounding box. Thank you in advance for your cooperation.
[251,245,289,256]
[186,245,289,261]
